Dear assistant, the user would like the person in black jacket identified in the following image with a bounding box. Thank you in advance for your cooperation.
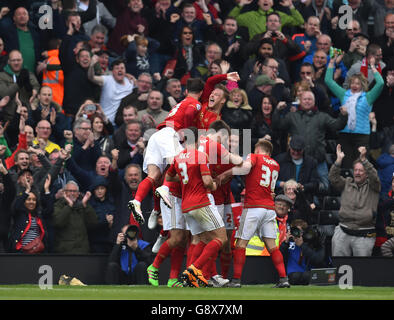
[105,224,152,285]
[250,95,282,156]
[205,16,248,73]
[71,117,102,173]
[60,19,99,117]
[0,160,15,252]
[108,152,154,245]
[172,26,205,86]
[9,173,53,253]
[88,175,115,253]
[0,7,42,73]
[117,120,144,170]
[275,135,320,198]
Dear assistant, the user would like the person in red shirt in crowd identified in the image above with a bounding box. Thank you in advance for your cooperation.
[227,138,290,288]
[165,126,225,287]
[197,120,243,286]
[127,78,205,224]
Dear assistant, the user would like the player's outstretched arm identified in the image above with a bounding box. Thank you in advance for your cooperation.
[228,152,243,166]
[232,160,252,176]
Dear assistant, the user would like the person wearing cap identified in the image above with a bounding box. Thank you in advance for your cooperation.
[105,224,152,285]
[274,135,320,197]
[279,218,326,285]
[274,194,294,246]
[248,57,292,113]
[342,32,370,69]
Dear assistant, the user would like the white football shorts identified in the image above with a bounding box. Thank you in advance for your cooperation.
[143,127,183,174]
[184,194,224,236]
[235,207,277,240]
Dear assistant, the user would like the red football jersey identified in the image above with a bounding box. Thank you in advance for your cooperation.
[244,153,280,209]
[166,148,212,213]
[198,135,233,205]
[194,102,221,130]
[157,96,202,132]
[163,179,182,199]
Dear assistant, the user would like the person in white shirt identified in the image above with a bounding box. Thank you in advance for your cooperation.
[88,56,134,125]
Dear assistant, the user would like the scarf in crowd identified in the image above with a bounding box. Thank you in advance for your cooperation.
[360,58,382,78]
[3,64,20,83]
[183,45,193,71]
[136,55,149,72]
[344,91,362,131]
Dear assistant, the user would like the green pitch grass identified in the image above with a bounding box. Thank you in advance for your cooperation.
[0,284,393,300]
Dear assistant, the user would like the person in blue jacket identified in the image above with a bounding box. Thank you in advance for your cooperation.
[105,224,152,285]
[280,219,327,285]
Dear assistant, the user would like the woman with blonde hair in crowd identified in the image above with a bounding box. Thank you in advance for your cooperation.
[325,54,384,168]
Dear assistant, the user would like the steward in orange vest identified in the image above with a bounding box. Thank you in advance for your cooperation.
[42,49,64,106]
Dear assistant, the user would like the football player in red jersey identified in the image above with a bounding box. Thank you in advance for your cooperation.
[128,78,205,224]
[195,72,240,130]
[197,120,243,286]
[226,139,291,288]
[165,127,227,287]
[146,177,189,288]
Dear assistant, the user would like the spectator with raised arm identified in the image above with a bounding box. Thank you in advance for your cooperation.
[9,174,53,254]
[107,0,148,55]
[0,50,40,121]
[329,145,381,257]
[325,53,384,168]
[88,56,134,126]
[229,0,304,41]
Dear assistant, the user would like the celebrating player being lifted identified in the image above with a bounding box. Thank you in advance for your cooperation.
[128,78,206,224]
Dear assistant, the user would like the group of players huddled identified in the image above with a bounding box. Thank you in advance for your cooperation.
[127,73,290,288]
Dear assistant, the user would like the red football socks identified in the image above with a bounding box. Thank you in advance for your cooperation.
[169,246,185,279]
[152,241,171,269]
[232,247,246,280]
[135,177,155,203]
[189,241,206,266]
[186,243,196,267]
[153,187,160,211]
[220,250,233,279]
[193,239,222,271]
[270,248,287,278]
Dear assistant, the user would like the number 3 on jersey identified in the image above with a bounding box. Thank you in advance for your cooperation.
[178,162,189,184]
[260,165,278,191]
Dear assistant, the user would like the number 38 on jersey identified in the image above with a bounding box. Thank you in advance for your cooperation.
[259,164,278,192]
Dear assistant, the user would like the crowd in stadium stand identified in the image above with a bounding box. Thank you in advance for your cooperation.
[0,0,393,266]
